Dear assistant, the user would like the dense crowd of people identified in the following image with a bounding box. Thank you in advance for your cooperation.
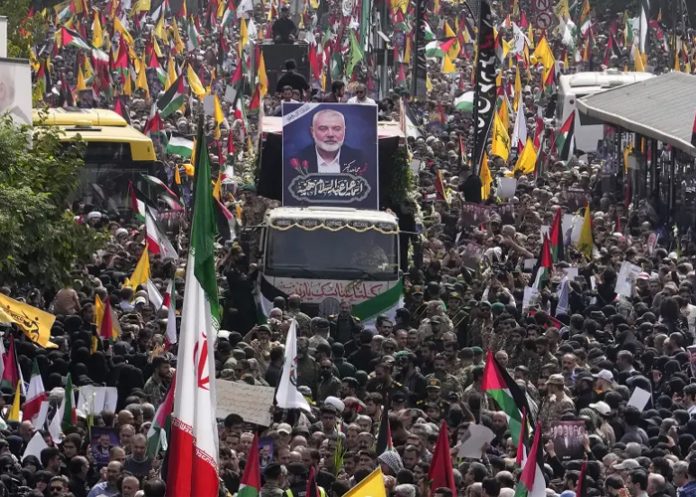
[3,0,696,496]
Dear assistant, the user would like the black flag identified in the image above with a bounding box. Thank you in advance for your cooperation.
[471,0,496,175]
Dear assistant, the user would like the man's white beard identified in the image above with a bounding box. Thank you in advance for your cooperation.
[317,139,344,153]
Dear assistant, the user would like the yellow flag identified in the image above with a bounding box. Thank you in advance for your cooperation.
[0,293,56,348]
[114,17,134,46]
[533,36,555,81]
[480,152,492,200]
[7,381,21,422]
[491,113,510,161]
[442,54,456,74]
[166,56,177,90]
[76,66,87,91]
[528,24,534,48]
[675,48,681,72]
[513,138,537,174]
[444,21,456,38]
[213,170,223,201]
[136,55,149,95]
[513,68,522,112]
[126,246,151,290]
[342,468,386,497]
[403,35,411,65]
[123,68,133,96]
[174,164,182,185]
[577,204,594,259]
[154,15,168,42]
[92,11,103,48]
[498,97,509,131]
[426,75,433,93]
[554,0,570,20]
[152,34,163,58]
[258,52,269,98]
[187,63,207,99]
[633,47,646,72]
[171,19,185,53]
[83,58,94,80]
[217,0,225,17]
[213,94,224,140]
[239,18,248,56]
[94,294,105,331]
[135,0,150,11]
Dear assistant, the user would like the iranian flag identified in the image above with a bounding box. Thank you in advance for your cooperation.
[22,359,47,423]
[238,433,261,497]
[513,422,546,497]
[556,111,575,161]
[166,127,220,497]
[147,373,175,458]
[157,74,186,118]
[482,350,533,448]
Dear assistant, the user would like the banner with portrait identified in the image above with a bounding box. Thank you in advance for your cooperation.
[282,103,379,209]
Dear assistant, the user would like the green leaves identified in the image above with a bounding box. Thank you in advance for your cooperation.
[0,116,104,289]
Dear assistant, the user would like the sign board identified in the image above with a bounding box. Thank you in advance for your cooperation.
[549,420,586,460]
[615,261,641,298]
[216,379,275,426]
[0,58,31,126]
[282,103,378,209]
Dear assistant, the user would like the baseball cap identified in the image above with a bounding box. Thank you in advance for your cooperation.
[588,401,612,417]
[593,369,615,383]
[276,423,292,435]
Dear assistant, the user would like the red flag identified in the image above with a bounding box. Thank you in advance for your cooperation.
[114,37,129,69]
[99,298,115,341]
[1,335,20,390]
[575,460,588,497]
[428,421,457,497]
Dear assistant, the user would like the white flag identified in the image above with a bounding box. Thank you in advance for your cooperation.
[511,101,527,153]
[276,320,311,412]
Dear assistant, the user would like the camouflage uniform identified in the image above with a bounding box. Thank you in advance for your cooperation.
[528,351,558,384]
[425,371,462,400]
[540,392,576,432]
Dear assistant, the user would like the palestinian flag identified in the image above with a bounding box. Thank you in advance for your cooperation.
[516,407,529,466]
[146,373,176,458]
[513,422,546,497]
[238,433,261,497]
[166,135,194,158]
[61,27,91,50]
[549,208,565,262]
[557,111,575,160]
[129,181,147,221]
[531,235,553,290]
[157,74,186,118]
[482,350,534,448]
[141,174,183,210]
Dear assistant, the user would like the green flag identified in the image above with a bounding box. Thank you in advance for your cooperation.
[346,32,364,76]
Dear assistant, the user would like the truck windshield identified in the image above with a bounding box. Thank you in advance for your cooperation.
[266,226,398,280]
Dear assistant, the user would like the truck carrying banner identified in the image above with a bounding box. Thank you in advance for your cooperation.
[281,102,378,209]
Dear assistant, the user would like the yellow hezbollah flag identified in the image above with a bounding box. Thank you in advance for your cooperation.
[186,63,207,99]
[125,246,151,290]
[166,56,177,90]
[213,94,224,140]
[171,19,185,54]
[342,468,386,497]
[0,293,56,348]
[577,204,594,259]
[480,152,492,200]
[498,97,509,132]
[513,138,537,174]
[633,46,646,72]
[136,55,149,95]
[533,36,555,81]
[491,113,510,161]
[92,11,103,48]
[114,17,134,46]
[7,381,21,422]
[258,52,269,98]
[76,66,88,91]
[442,53,456,74]
[154,15,168,42]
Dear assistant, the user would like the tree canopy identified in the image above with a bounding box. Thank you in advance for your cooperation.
[0,116,104,291]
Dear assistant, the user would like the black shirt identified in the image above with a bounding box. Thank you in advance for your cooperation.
[276,71,309,93]
[272,17,297,43]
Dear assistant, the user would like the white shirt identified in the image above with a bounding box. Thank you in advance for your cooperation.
[347,96,376,105]
[316,148,341,173]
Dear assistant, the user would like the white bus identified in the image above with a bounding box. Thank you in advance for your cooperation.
[258,206,402,323]
[558,70,654,153]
